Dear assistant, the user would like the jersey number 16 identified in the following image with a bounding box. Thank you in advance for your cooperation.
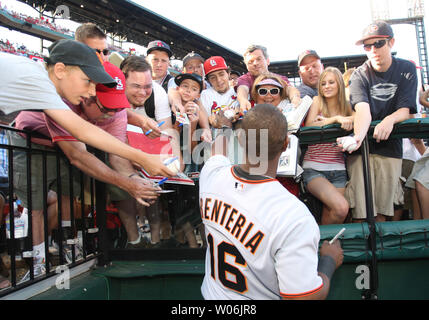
[207,233,248,293]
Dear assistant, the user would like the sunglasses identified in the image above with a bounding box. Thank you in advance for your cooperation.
[87,97,123,114]
[96,48,110,55]
[257,87,281,96]
[363,39,390,51]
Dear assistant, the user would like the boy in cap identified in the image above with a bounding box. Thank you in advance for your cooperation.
[338,20,418,222]
[165,72,204,248]
[174,72,204,137]
[168,52,212,143]
[146,40,174,92]
[11,60,161,281]
[0,40,173,177]
[201,56,238,123]
[201,56,242,165]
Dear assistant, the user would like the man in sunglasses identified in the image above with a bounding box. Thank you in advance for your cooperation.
[75,24,163,142]
[338,20,418,223]
[75,22,110,62]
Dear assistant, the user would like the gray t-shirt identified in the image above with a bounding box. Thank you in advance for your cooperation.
[297,83,318,99]
[0,52,69,114]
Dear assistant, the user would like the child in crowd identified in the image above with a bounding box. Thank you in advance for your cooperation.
[303,67,354,224]
[169,73,204,248]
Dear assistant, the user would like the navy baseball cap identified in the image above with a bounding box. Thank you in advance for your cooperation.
[146,40,173,58]
[356,20,394,45]
[47,39,116,87]
[174,73,203,93]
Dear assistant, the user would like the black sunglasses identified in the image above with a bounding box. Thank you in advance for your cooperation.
[363,39,390,51]
[88,97,123,114]
[96,48,110,55]
[257,87,281,96]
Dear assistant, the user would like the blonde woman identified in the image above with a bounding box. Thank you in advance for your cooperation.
[303,67,354,224]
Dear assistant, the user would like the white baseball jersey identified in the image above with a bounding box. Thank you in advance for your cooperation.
[199,155,323,300]
[200,87,243,165]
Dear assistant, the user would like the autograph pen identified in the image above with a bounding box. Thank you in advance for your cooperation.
[145,121,165,135]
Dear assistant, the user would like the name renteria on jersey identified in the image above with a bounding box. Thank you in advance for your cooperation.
[200,197,265,254]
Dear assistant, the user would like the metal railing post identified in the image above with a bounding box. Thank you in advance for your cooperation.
[360,136,379,300]
[94,149,108,266]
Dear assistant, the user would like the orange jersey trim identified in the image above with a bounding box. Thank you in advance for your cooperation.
[230,167,276,184]
[280,283,324,299]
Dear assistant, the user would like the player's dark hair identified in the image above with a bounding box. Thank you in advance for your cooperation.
[239,104,287,161]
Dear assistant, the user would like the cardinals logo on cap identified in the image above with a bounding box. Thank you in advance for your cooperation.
[114,77,124,91]
[210,59,217,67]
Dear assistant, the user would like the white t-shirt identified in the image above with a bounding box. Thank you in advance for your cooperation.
[0,52,69,114]
[200,87,242,164]
[132,81,171,121]
[200,86,237,116]
[199,155,323,300]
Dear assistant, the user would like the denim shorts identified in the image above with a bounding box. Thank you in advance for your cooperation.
[303,168,348,189]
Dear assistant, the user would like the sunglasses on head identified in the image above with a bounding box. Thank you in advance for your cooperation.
[363,39,390,51]
[257,87,281,96]
[96,48,110,55]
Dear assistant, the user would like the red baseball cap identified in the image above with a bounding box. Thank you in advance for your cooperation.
[96,62,131,109]
[204,56,229,76]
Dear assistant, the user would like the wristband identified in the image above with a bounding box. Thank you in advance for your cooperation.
[128,173,139,178]
[317,255,336,280]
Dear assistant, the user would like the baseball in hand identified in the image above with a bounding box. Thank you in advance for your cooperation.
[341,136,358,152]
[224,109,235,120]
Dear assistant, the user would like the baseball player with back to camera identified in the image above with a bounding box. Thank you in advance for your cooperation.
[199,104,343,300]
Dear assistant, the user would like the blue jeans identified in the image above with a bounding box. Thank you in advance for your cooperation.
[303,168,347,189]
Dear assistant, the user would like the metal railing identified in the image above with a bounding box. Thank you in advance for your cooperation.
[0,124,107,297]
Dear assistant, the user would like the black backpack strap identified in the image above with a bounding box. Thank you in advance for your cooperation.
[143,91,156,119]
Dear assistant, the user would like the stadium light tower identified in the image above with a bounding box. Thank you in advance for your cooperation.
[370,0,428,85]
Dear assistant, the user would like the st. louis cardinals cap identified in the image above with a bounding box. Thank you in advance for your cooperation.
[203,56,229,76]
[96,62,131,109]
